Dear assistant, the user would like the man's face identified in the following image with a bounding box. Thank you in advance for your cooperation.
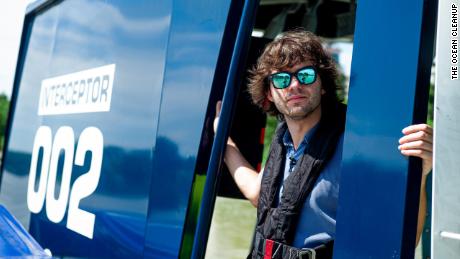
[267,62,325,121]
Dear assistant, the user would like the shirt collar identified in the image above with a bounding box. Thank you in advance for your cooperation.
[282,123,319,149]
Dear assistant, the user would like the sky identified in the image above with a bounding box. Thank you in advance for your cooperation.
[0,0,35,98]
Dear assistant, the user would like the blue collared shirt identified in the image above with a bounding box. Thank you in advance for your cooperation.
[280,126,344,248]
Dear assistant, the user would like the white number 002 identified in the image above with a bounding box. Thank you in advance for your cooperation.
[27,126,103,239]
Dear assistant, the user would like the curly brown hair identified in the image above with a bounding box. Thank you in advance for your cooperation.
[248,30,342,119]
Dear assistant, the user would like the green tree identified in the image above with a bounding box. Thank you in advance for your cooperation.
[427,84,434,126]
[0,94,10,150]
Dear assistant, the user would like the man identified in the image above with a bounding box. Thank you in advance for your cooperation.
[214,30,432,259]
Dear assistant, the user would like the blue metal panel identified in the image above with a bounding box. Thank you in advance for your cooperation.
[334,0,436,258]
[142,0,232,258]
[1,0,172,257]
[1,0,239,257]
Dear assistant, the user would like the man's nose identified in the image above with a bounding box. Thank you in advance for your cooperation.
[287,76,301,90]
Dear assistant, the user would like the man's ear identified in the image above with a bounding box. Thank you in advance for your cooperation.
[321,88,326,95]
[267,89,273,101]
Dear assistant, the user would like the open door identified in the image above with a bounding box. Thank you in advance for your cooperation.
[198,1,356,258]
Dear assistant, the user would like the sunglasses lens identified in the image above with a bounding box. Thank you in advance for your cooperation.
[297,68,316,84]
[271,73,291,89]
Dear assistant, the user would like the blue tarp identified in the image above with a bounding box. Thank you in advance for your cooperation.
[0,205,49,258]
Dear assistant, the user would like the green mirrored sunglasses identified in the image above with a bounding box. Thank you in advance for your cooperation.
[268,66,317,89]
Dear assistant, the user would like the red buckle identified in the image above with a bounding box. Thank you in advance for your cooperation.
[264,239,274,259]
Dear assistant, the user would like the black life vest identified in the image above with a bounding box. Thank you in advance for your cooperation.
[250,103,346,258]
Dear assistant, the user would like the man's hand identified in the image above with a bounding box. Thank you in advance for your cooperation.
[398,124,433,176]
[213,101,222,134]
[399,123,433,245]
[212,100,261,206]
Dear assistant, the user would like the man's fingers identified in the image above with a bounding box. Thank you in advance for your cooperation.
[213,101,223,134]
[402,124,433,135]
[215,100,222,118]
[400,149,432,161]
[399,130,433,144]
[398,140,432,152]
[400,124,434,175]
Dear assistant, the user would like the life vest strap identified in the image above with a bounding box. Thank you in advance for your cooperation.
[252,232,333,259]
